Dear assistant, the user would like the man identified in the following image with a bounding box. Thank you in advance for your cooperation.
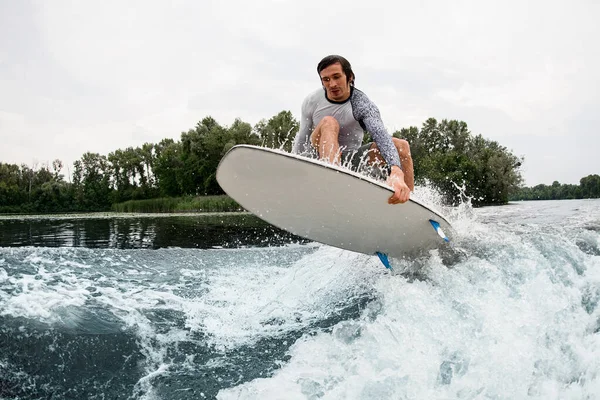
[292,55,414,204]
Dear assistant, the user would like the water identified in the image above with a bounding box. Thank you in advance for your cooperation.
[0,213,304,249]
[0,200,599,399]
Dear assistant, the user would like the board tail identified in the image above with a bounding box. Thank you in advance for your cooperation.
[375,252,393,270]
[429,219,450,242]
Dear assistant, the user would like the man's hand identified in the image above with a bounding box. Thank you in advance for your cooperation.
[387,165,411,204]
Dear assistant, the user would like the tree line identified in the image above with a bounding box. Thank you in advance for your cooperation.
[509,175,600,201]
[0,111,298,213]
[391,118,524,205]
[0,111,545,214]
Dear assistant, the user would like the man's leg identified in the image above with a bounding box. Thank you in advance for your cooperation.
[366,138,415,191]
[310,116,341,165]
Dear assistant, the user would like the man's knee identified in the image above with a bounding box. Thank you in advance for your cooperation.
[311,116,340,147]
[319,116,340,131]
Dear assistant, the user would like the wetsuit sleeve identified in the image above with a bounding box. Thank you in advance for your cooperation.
[352,91,401,168]
[292,96,313,155]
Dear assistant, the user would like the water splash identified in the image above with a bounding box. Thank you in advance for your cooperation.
[217,200,600,399]
[2,201,599,399]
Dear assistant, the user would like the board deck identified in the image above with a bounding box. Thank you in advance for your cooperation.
[216,145,452,259]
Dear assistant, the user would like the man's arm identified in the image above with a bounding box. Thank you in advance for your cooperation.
[352,90,411,203]
[363,106,411,203]
[292,96,314,155]
[351,90,400,167]
[361,108,401,168]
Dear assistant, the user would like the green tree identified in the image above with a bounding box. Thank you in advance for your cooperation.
[179,117,222,195]
[35,180,71,212]
[139,142,156,190]
[255,110,299,152]
[0,163,25,210]
[394,118,523,205]
[581,174,600,198]
[153,138,184,197]
[201,117,261,194]
[510,174,600,201]
[75,152,112,211]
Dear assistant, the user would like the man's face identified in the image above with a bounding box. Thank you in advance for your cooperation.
[319,62,351,102]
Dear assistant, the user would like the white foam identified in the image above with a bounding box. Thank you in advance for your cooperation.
[2,201,599,399]
[217,202,600,399]
[187,245,385,350]
[0,264,89,322]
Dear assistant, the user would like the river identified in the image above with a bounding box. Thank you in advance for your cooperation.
[1,199,599,399]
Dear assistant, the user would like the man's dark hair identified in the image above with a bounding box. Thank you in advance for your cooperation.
[317,55,355,86]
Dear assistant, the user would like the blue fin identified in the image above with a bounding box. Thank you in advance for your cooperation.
[376,251,393,270]
[429,219,450,242]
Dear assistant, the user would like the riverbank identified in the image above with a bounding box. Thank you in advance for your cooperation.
[0,211,251,220]
[111,195,243,213]
[0,195,244,216]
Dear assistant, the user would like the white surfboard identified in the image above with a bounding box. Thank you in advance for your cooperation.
[216,145,452,265]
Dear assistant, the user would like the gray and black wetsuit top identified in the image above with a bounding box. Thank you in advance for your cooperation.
[291,87,401,168]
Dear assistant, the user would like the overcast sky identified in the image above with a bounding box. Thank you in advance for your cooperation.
[1,0,598,185]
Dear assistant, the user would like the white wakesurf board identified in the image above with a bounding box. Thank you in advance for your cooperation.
[216,145,452,266]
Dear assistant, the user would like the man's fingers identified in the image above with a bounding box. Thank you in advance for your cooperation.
[388,189,409,204]
[386,174,410,204]
[388,193,408,204]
